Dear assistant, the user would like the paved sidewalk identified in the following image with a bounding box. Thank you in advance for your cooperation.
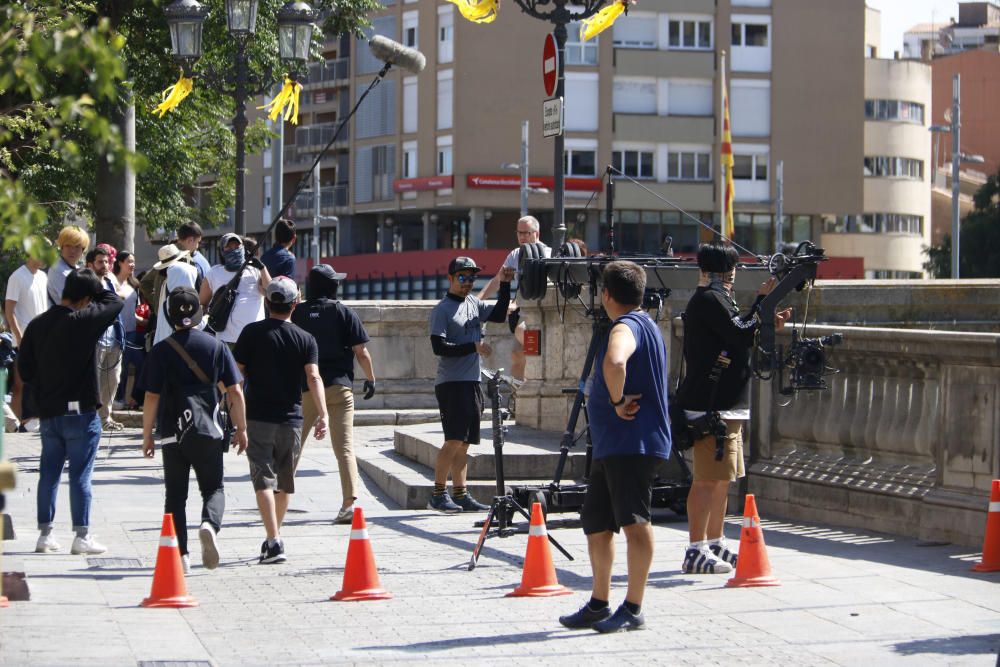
[1,426,998,666]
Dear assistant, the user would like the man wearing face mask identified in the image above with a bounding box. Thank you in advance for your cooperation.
[200,233,272,346]
[676,243,789,575]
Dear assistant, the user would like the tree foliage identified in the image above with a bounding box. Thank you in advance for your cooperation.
[924,170,1000,278]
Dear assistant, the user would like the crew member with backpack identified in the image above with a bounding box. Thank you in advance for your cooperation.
[200,233,271,346]
[141,287,248,573]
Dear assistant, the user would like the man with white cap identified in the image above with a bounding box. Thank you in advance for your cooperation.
[200,233,271,346]
[147,243,200,346]
[233,276,327,564]
[141,287,248,573]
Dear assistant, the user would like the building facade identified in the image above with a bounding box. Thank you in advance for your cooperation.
[198,0,931,279]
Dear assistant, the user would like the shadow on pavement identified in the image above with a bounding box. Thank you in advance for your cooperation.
[892,634,1000,658]
[360,629,581,652]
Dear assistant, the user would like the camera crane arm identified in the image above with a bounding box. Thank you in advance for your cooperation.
[754,260,819,373]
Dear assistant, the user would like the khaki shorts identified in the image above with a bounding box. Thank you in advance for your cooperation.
[691,421,745,482]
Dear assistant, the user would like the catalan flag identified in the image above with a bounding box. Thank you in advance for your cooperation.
[721,62,735,240]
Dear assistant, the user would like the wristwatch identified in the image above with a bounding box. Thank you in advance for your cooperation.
[610,395,627,407]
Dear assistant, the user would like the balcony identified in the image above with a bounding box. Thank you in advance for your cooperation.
[294,122,349,150]
[291,185,350,217]
[304,57,350,88]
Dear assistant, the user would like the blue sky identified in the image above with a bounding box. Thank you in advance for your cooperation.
[867,0,961,55]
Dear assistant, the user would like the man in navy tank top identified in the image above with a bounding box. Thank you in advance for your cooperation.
[558,260,671,633]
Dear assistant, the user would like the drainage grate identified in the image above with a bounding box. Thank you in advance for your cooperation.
[137,662,213,667]
[87,557,144,569]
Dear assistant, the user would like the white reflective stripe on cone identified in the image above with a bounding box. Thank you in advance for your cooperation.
[351,529,369,541]
[742,517,759,528]
[990,501,1000,512]
[528,524,547,537]
[159,536,179,548]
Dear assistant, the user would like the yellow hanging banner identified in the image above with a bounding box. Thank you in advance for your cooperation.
[153,71,194,118]
[580,0,628,42]
[445,0,499,24]
[258,76,303,125]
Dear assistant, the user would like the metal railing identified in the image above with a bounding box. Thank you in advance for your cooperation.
[306,57,350,84]
[340,273,451,301]
[294,122,349,148]
[291,185,349,215]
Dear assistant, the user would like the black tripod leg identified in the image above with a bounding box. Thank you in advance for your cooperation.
[509,497,574,562]
[469,500,499,571]
[553,320,605,486]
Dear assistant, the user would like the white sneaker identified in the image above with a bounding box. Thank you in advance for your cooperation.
[181,554,191,574]
[199,522,219,570]
[334,506,355,525]
[70,534,107,555]
[681,546,733,574]
[35,533,61,553]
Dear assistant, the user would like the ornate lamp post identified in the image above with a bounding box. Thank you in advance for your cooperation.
[163,0,317,236]
[510,0,608,248]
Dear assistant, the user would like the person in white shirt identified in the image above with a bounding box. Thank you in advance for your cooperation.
[151,244,200,346]
[4,255,49,423]
[477,215,551,380]
[199,233,271,345]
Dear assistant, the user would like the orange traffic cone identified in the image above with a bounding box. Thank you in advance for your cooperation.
[726,494,780,588]
[331,507,392,601]
[141,514,198,608]
[972,479,1000,573]
[507,502,571,597]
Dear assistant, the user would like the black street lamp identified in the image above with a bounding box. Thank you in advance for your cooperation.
[163,0,317,236]
[509,0,608,248]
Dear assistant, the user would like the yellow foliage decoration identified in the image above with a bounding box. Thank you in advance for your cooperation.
[445,0,499,24]
[258,76,303,125]
[153,71,194,118]
[580,0,627,42]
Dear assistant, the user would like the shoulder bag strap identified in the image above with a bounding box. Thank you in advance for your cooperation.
[164,335,211,384]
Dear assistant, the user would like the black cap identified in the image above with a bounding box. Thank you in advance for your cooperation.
[311,264,347,281]
[448,256,481,275]
[166,286,203,330]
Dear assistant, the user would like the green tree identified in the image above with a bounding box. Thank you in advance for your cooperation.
[924,170,1000,278]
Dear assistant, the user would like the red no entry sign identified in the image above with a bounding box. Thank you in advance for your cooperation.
[542,33,558,97]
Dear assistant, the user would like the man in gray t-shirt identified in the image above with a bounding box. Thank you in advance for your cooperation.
[427,256,513,513]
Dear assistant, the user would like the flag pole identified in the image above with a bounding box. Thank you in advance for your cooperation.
[719,50,727,242]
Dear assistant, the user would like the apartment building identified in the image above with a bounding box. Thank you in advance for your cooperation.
[903,1,1000,59]
[221,0,932,278]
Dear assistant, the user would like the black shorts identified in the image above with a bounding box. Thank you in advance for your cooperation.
[581,455,665,535]
[435,381,483,444]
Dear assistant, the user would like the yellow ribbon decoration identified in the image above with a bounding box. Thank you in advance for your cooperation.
[153,71,194,118]
[258,76,303,125]
[445,0,499,24]
[580,0,627,41]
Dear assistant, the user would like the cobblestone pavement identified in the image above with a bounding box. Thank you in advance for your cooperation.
[1,426,999,666]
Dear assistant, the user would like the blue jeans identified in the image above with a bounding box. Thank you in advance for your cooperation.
[37,412,102,532]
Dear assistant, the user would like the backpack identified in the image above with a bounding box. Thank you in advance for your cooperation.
[206,262,248,333]
[160,336,226,446]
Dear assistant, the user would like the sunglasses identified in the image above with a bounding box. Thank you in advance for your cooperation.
[455,274,475,284]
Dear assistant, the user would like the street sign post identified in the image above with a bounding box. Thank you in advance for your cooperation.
[542,33,558,97]
[542,97,563,138]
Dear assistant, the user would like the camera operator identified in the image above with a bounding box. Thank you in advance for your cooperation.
[427,257,513,513]
[559,261,671,634]
[677,243,789,574]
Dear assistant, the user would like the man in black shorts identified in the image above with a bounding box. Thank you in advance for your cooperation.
[558,261,672,633]
[233,276,328,564]
[427,257,514,513]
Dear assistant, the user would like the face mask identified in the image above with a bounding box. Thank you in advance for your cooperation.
[223,247,244,271]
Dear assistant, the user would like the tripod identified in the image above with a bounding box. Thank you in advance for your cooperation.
[469,369,573,571]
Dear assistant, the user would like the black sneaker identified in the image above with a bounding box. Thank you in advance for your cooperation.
[259,539,268,560]
[593,604,645,633]
[260,540,286,564]
[559,603,612,629]
[453,493,490,512]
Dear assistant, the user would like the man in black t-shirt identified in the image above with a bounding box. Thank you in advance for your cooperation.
[141,287,247,573]
[233,276,328,564]
[291,265,376,524]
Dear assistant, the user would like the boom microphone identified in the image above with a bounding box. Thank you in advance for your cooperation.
[368,35,426,74]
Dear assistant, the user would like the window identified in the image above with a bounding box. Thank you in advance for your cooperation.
[863,156,924,179]
[613,77,657,114]
[402,141,417,179]
[823,214,923,235]
[402,76,417,134]
[355,79,396,138]
[668,19,712,49]
[437,69,453,130]
[357,16,397,74]
[564,149,597,176]
[733,153,767,180]
[732,22,768,46]
[437,135,453,176]
[438,6,454,63]
[864,99,925,125]
[566,21,598,64]
[667,151,711,181]
[403,10,418,48]
[665,79,712,116]
[354,144,396,202]
[612,149,654,179]
[613,13,657,48]
[566,72,599,130]
[730,80,770,136]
